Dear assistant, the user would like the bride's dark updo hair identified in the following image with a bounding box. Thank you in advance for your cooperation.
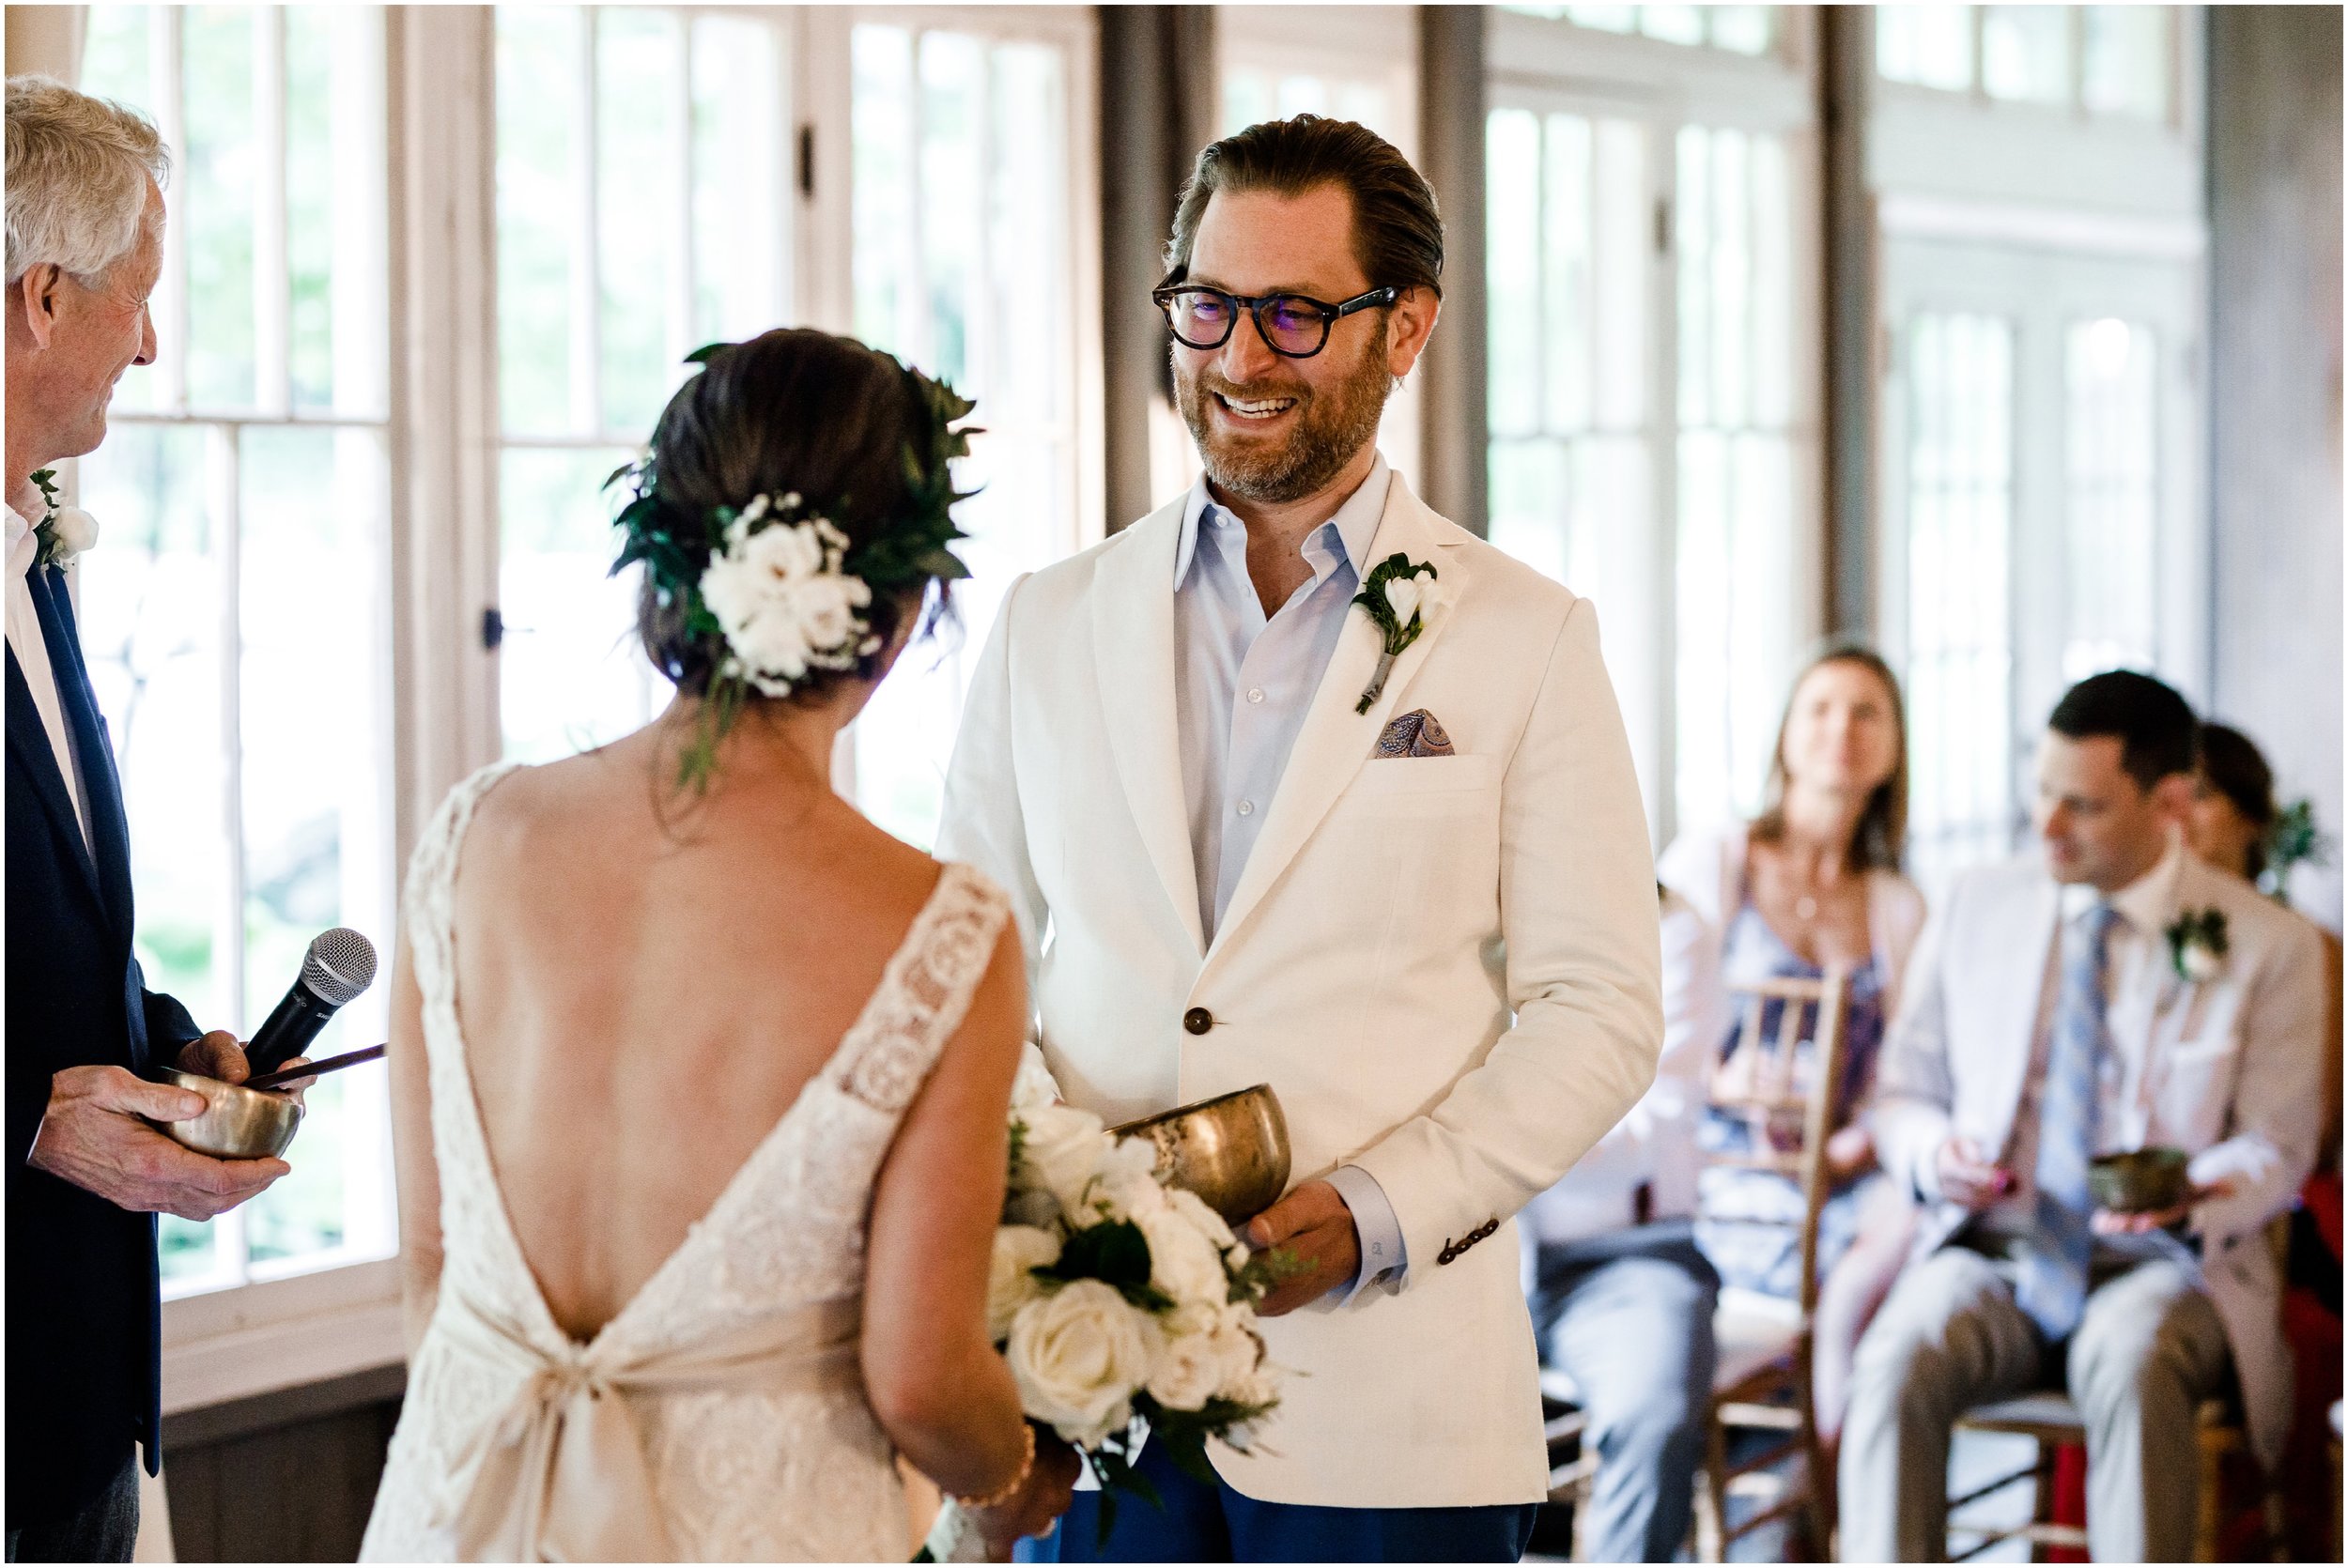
[623,326,966,704]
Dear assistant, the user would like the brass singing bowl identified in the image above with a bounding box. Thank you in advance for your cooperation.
[2089,1146,2191,1214]
[147,1068,304,1161]
[1110,1084,1291,1226]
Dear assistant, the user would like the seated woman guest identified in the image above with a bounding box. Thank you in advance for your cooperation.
[1657,646,1924,1458]
[361,330,1074,1560]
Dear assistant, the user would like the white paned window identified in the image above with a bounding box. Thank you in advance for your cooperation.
[1507,4,1782,56]
[1876,5,1978,91]
[1879,5,2177,122]
[1675,124,1800,832]
[2062,318,2158,681]
[1981,5,2073,105]
[1900,313,2016,888]
[847,16,1089,850]
[76,5,396,1297]
[492,7,795,765]
[1484,105,1663,808]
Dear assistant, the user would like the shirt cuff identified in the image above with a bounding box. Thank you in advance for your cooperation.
[1324,1162,1407,1304]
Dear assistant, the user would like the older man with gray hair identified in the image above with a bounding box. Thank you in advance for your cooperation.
[7,75,297,1563]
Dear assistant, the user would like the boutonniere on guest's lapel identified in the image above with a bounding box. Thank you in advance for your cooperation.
[1352,552,1444,714]
[2163,907,2229,984]
[25,469,99,569]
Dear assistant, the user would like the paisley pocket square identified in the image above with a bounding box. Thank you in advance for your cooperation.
[1373,709,1455,758]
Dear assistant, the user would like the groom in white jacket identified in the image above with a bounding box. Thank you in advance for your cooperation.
[938,115,1661,1561]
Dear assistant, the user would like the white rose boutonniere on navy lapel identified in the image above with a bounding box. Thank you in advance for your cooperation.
[2164,907,2230,985]
[1352,551,1446,714]
[26,468,99,569]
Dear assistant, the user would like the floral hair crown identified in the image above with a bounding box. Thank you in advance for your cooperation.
[604,342,979,791]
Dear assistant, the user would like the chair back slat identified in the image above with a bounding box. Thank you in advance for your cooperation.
[1699,967,1851,1323]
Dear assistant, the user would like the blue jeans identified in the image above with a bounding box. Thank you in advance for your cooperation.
[1526,1222,1720,1562]
[1013,1436,1538,1562]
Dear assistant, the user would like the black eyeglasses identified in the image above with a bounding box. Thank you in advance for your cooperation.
[1151,284,1401,359]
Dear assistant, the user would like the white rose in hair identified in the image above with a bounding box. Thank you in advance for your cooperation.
[1014,1101,1107,1216]
[1136,1201,1231,1309]
[48,506,98,559]
[797,573,873,653]
[987,1224,1061,1341]
[1007,1280,1162,1448]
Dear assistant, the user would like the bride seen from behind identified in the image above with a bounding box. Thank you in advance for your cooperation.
[361,328,1076,1562]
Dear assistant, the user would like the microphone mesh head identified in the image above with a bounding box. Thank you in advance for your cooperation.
[301,928,379,1006]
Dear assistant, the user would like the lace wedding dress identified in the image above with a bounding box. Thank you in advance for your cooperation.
[362,762,1012,1562]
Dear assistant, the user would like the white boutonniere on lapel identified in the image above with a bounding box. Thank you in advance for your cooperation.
[25,469,99,569]
[1352,552,1444,715]
[2163,907,2229,984]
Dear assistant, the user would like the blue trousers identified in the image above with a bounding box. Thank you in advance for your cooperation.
[1013,1437,1538,1563]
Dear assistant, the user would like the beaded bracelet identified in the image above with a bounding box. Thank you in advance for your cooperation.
[952,1421,1036,1511]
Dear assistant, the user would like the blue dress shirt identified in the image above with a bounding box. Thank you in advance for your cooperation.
[1171,458,1406,1299]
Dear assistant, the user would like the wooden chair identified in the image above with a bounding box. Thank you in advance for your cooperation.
[1691,969,1850,1562]
[1945,1214,2297,1561]
[1944,1393,2278,1561]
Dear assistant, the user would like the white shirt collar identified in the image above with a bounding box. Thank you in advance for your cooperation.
[1173,454,1391,589]
[5,502,35,581]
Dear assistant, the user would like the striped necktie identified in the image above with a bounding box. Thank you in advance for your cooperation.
[2015,899,2119,1340]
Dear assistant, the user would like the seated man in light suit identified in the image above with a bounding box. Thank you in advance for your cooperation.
[1841,671,2327,1562]
[939,114,1661,1561]
[1518,888,1718,1562]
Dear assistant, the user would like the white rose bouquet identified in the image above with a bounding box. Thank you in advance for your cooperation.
[925,1080,1288,1556]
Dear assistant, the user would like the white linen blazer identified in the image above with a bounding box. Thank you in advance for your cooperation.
[1871,848,2328,1469]
[936,475,1663,1508]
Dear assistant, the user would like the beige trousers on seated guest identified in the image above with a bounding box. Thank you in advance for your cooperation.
[1838,1246,2231,1562]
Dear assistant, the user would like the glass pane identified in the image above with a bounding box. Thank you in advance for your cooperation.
[2062,318,2158,680]
[81,8,160,413]
[184,6,256,408]
[1566,5,1639,35]
[1709,7,1778,55]
[77,424,224,1036]
[597,8,685,435]
[495,8,577,437]
[1542,115,1594,436]
[1983,5,2074,105]
[2082,6,2170,118]
[852,25,918,361]
[1877,4,1976,91]
[1591,119,1646,431]
[237,425,393,1271]
[1224,68,1274,135]
[285,8,335,409]
[1486,108,1542,439]
[691,14,786,346]
[1640,6,1707,46]
[1903,313,2017,887]
[850,25,1077,848]
[498,447,661,762]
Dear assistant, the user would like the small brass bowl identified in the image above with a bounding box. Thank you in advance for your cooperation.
[1111,1084,1291,1226]
[147,1068,303,1161]
[2089,1146,2190,1214]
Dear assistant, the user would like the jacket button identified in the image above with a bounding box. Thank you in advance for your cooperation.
[1183,1007,1214,1036]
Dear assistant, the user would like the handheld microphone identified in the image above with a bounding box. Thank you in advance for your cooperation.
[246,929,379,1076]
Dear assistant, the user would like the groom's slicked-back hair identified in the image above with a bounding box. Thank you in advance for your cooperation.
[632,327,938,699]
[1162,114,1443,298]
[2047,669,2200,792]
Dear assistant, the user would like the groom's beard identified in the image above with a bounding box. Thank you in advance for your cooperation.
[1174,319,1393,505]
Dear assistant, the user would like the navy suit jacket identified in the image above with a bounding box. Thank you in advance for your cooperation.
[6,561,199,1522]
